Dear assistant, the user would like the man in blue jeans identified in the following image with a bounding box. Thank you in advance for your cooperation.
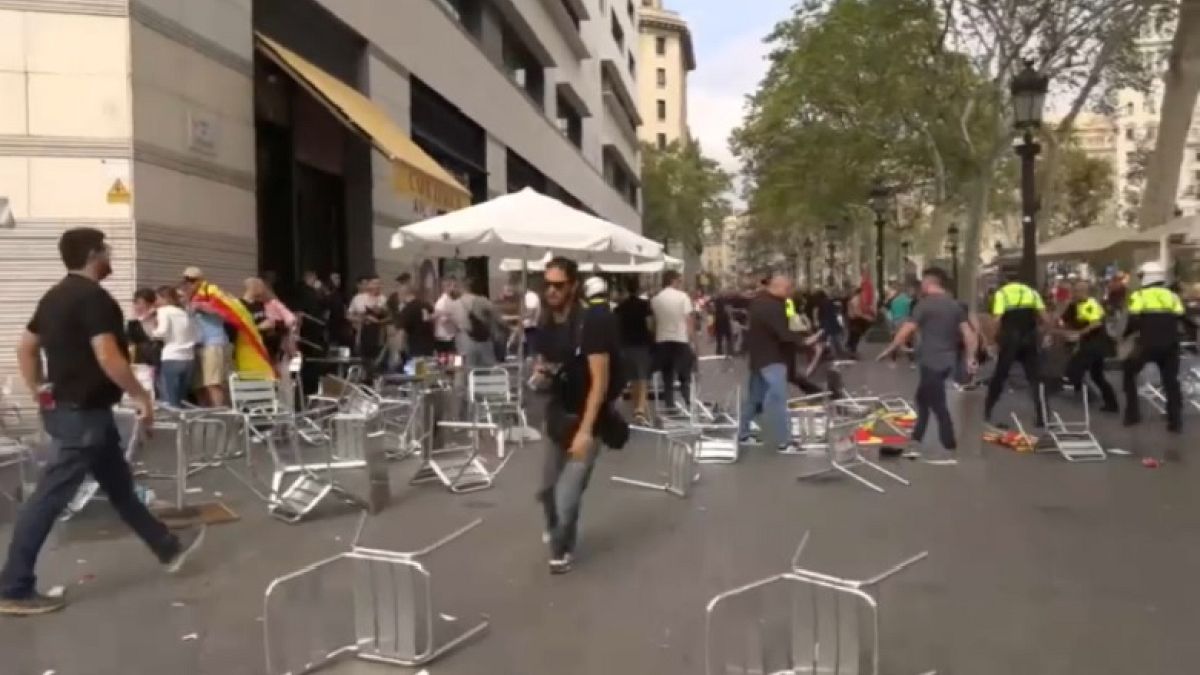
[738,273,820,452]
[0,228,205,615]
[878,267,978,464]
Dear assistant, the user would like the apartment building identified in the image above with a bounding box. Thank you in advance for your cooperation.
[1072,17,1200,224]
[0,0,643,399]
[635,0,695,148]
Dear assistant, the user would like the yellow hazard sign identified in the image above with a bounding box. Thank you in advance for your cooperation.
[107,179,131,204]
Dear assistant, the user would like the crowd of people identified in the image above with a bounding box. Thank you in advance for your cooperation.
[4,225,1197,608]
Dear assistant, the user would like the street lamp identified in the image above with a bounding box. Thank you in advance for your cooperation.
[802,235,815,288]
[1011,59,1048,285]
[869,178,891,306]
[824,223,838,287]
[946,223,960,292]
[900,240,911,277]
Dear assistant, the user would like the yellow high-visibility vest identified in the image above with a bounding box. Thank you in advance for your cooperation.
[1075,297,1105,325]
[991,282,1045,316]
[1128,286,1183,316]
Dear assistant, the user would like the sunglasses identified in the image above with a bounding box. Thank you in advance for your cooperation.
[545,280,571,291]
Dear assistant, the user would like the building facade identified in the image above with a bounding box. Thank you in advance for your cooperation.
[635,0,694,149]
[0,0,643,402]
[1072,17,1200,225]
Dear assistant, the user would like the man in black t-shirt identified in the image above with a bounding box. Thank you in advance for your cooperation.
[614,278,654,424]
[0,229,205,616]
[395,286,436,359]
[533,260,620,574]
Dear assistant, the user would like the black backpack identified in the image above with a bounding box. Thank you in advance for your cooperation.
[466,301,493,342]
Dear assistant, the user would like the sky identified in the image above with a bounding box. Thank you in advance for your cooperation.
[679,0,793,181]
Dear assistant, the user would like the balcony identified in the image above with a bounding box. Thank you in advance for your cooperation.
[600,58,642,127]
[538,0,592,59]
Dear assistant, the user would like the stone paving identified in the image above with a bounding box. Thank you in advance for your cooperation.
[1,356,1198,675]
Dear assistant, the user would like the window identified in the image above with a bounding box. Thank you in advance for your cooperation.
[502,24,544,109]
[1124,102,1134,116]
[611,11,624,50]
[656,68,666,87]
[1125,127,1135,141]
[627,0,634,20]
[656,133,667,149]
[629,53,636,77]
[655,36,666,55]
[556,94,583,149]
[1194,169,1200,183]
[657,99,666,120]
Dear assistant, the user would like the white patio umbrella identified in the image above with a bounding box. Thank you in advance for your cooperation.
[390,187,664,263]
[498,252,684,274]
[392,188,664,441]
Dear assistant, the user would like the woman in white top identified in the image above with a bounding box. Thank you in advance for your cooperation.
[153,285,197,407]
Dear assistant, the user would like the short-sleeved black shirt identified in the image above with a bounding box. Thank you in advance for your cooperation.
[27,274,127,409]
[614,296,653,347]
[396,299,435,357]
[540,302,621,411]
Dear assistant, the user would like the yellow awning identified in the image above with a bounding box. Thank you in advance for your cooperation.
[255,34,470,212]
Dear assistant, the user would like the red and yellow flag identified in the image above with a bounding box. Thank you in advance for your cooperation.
[193,281,275,380]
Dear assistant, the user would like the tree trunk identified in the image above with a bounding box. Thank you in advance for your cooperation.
[960,171,993,303]
[1138,0,1200,230]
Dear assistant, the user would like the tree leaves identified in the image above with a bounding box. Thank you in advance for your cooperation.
[640,139,733,254]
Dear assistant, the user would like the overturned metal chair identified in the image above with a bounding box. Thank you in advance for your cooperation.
[410,384,506,494]
[264,515,489,674]
[785,392,833,454]
[1036,384,1106,462]
[611,426,700,498]
[269,413,389,523]
[796,412,910,495]
[706,532,931,675]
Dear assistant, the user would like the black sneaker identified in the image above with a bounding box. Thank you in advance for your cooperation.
[738,434,762,447]
[164,526,206,574]
[548,553,573,575]
[0,592,66,616]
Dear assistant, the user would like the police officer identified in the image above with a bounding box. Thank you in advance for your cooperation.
[984,264,1049,427]
[1061,280,1119,412]
[1122,261,1193,432]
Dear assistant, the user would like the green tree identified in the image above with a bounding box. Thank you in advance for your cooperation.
[734,0,1158,298]
[640,139,732,254]
[1045,145,1116,238]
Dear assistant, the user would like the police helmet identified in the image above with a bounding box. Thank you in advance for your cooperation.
[1137,261,1166,286]
[583,276,608,299]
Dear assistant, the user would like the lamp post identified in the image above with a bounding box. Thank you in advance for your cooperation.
[869,178,892,308]
[1011,59,1049,285]
[802,236,815,288]
[825,223,837,287]
[946,223,960,293]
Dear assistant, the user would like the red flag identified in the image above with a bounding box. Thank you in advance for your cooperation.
[860,265,876,316]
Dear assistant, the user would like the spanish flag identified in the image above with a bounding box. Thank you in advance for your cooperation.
[193,281,276,380]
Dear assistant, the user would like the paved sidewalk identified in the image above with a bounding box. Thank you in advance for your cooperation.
[1,356,1197,674]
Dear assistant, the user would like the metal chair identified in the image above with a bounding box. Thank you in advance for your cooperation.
[785,392,833,454]
[612,426,700,498]
[0,438,34,504]
[706,533,931,675]
[1036,384,1106,462]
[796,413,910,495]
[269,413,389,523]
[468,367,528,459]
[264,515,489,674]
